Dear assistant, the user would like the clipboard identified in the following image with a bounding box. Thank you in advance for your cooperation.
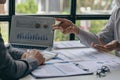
[31,63,93,78]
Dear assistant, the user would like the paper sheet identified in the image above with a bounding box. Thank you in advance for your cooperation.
[56,48,117,61]
[54,41,86,49]
[32,48,120,78]
[55,48,120,72]
[31,63,93,78]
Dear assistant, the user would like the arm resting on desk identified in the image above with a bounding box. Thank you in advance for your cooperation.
[0,34,38,80]
[6,44,26,60]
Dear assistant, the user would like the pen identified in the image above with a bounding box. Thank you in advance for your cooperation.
[54,21,63,27]
[45,59,86,64]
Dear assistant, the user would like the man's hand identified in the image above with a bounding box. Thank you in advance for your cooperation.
[53,18,80,35]
[21,49,45,65]
[105,40,120,51]
[91,39,120,52]
[0,0,6,4]
[91,38,110,52]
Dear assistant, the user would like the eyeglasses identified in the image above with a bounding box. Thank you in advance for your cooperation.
[96,66,110,77]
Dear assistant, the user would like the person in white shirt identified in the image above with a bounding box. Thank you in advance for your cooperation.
[53,0,120,56]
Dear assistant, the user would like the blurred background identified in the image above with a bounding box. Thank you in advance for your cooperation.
[0,0,115,42]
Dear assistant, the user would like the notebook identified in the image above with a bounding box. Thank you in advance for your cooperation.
[9,15,55,50]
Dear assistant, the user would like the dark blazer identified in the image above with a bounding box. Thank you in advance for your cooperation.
[0,34,38,80]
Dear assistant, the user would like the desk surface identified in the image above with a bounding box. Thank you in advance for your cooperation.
[20,41,120,80]
[20,70,120,80]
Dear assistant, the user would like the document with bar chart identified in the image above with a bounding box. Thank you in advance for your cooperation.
[10,16,55,48]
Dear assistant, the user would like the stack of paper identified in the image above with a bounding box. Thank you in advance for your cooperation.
[31,48,120,78]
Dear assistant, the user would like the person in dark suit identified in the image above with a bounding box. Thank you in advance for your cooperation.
[0,0,45,80]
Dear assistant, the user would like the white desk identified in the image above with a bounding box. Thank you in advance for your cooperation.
[20,41,120,80]
[20,70,120,80]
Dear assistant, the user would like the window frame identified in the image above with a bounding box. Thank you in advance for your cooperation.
[0,0,111,41]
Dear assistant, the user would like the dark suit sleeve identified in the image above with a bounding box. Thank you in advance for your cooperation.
[6,45,26,60]
[0,34,38,80]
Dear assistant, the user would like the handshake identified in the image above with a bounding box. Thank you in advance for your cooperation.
[21,49,45,65]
